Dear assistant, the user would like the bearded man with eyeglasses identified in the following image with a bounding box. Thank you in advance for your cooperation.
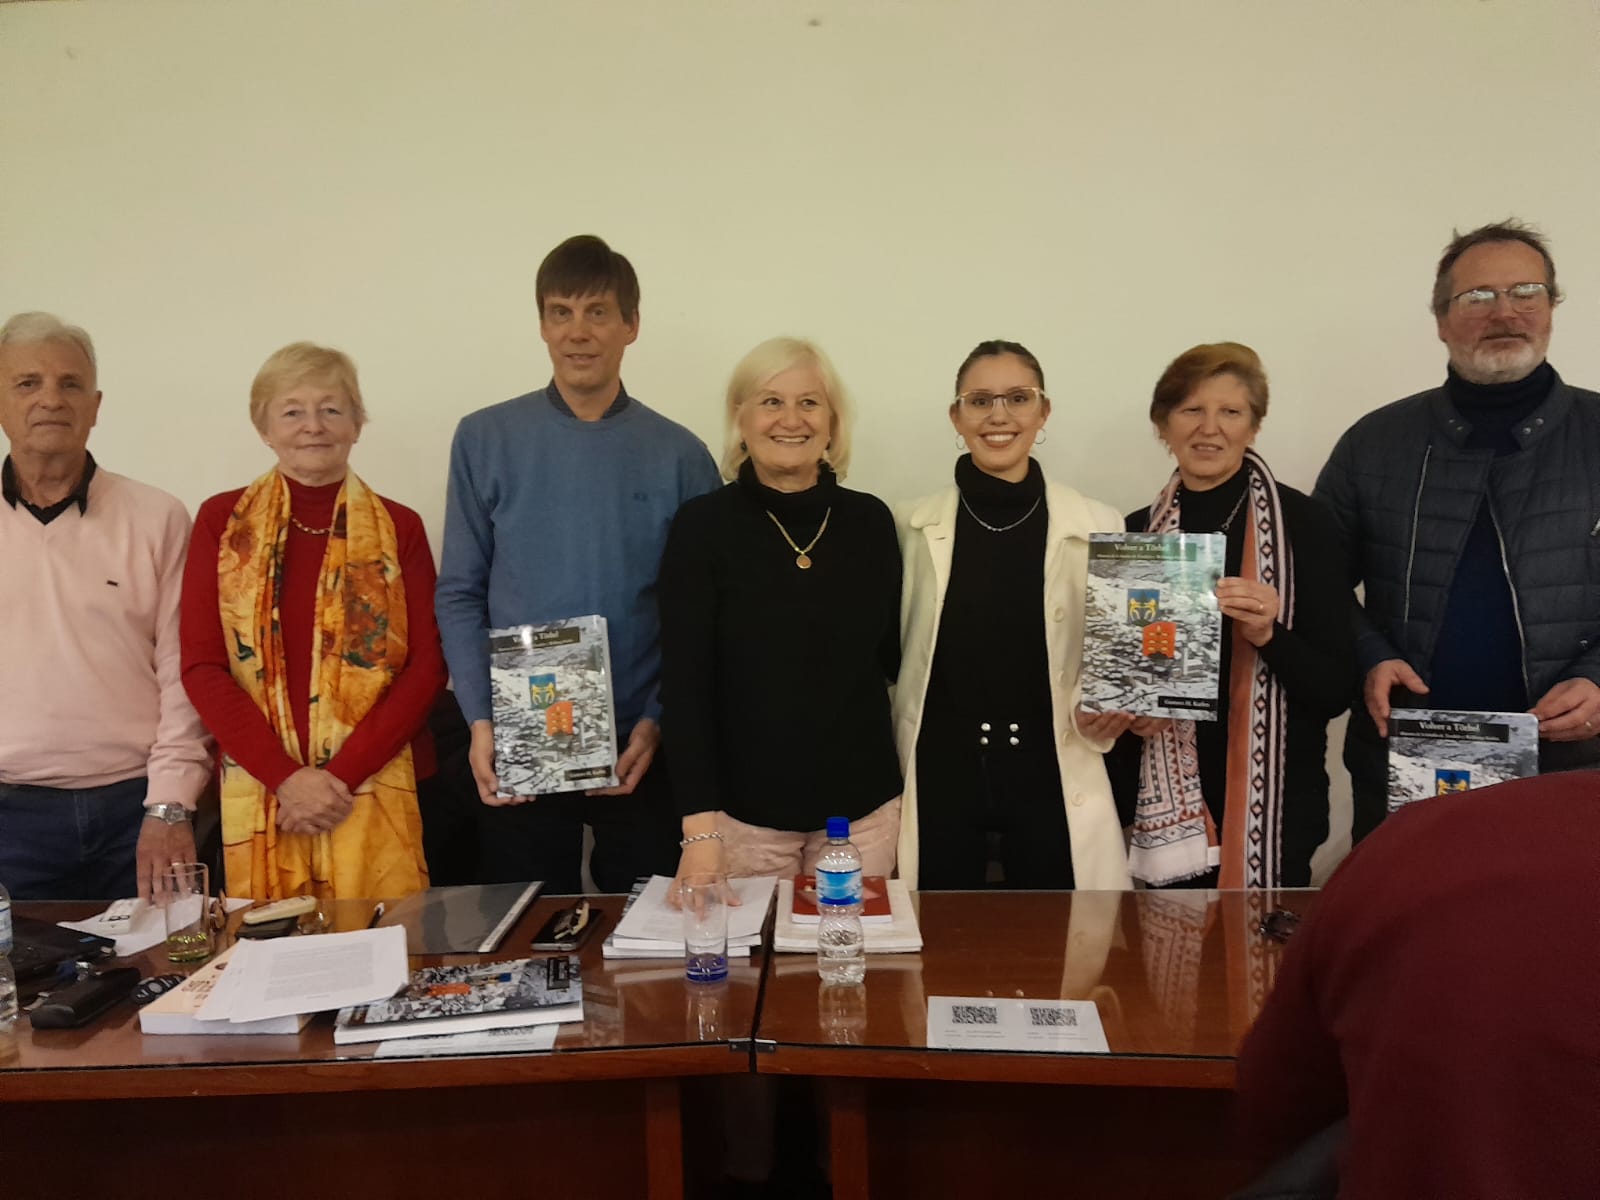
[1315,219,1600,843]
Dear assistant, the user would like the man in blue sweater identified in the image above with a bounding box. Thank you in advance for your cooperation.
[1315,220,1600,841]
[436,235,721,892]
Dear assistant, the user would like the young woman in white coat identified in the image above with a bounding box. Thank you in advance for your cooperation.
[894,341,1134,890]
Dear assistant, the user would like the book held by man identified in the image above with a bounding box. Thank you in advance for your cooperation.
[488,616,618,796]
[1080,533,1225,720]
[1387,709,1539,811]
[333,956,583,1045]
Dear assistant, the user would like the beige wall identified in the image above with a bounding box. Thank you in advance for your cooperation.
[5,0,1598,877]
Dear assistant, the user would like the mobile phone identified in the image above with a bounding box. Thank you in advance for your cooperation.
[530,901,600,952]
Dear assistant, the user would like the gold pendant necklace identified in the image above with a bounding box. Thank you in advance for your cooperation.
[766,507,831,569]
[289,513,332,536]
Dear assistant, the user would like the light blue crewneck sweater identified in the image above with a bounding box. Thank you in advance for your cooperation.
[436,387,721,729]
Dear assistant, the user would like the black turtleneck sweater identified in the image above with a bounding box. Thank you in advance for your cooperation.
[923,456,1054,725]
[1428,362,1556,711]
[658,460,903,831]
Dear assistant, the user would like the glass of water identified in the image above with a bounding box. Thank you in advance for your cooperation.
[161,863,213,963]
[679,872,729,983]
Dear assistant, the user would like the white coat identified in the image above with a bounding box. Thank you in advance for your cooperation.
[892,478,1133,891]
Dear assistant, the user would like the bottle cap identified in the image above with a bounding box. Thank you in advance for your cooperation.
[826,816,849,840]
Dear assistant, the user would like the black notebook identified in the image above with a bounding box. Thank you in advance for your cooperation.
[376,882,543,954]
[9,914,116,982]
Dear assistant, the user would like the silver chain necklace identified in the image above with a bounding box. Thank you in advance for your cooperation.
[1218,487,1250,533]
[959,492,1042,533]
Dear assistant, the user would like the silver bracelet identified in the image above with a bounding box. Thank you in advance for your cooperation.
[679,831,724,847]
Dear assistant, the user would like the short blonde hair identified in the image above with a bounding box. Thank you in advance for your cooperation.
[720,337,853,481]
[249,342,367,433]
[0,312,97,379]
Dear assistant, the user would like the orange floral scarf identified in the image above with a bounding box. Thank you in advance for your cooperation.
[217,468,427,900]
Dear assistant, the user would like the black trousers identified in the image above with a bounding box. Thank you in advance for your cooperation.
[475,750,681,894]
[915,712,1075,890]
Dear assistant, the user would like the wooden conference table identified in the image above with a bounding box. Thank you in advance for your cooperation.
[0,888,1312,1200]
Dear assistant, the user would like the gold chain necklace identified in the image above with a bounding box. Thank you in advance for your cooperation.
[766,507,831,569]
[289,513,332,536]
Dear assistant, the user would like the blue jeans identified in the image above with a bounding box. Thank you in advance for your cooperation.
[0,776,148,900]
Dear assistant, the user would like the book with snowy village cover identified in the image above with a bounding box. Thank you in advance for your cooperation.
[1080,533,1226,720]
[488,616,618,796]
[1386,709,1539,812]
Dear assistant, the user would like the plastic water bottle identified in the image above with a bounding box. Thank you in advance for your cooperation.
[0,880,16,1031]
[815,817,866,985]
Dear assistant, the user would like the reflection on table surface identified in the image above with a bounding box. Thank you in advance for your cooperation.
[757,888,1317,1060]
[1,895,763,1077]
[2,888,1316,1081]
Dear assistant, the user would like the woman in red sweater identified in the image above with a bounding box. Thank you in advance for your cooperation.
[181,342,444,900]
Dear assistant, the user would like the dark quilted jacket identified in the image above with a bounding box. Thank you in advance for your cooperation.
[1313,375,1600,701]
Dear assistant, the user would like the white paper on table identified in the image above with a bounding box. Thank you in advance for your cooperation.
[59,897,252,957]
[609,875,776,948]
[372,1023,560,1059]
[198,925,408,1023]
[926,996,1109,1054]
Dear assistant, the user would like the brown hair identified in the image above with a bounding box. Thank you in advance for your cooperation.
[536,235,640,322]
[1431,219,1561,317]
[1150,342,1268,428]
[952,339,1046,401]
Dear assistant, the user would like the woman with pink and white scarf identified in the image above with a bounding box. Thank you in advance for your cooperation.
[1108,343,1356,888]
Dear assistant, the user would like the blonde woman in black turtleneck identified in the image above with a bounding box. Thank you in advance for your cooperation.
[893,341,1135,891]
[659,338,903,897]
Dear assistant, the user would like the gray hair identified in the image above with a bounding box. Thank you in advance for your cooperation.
[0,312,98,374]
[1431,220,1562,318]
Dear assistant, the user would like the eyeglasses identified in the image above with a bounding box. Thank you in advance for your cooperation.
[955,386,1047,416]
[1448,282,1552,315]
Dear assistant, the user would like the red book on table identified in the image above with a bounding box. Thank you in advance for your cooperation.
[790,875,894,924]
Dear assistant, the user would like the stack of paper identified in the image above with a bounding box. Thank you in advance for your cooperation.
[602,875,776,960]
[773,877,923,954]
[140,947,309,1036]
[194,926,410,1025]
[62,896,252,958]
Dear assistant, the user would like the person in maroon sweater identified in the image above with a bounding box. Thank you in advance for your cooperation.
[181,342,444,898]
[1235,772,1600,1198]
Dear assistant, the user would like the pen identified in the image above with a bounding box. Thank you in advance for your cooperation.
[366,902,385,930]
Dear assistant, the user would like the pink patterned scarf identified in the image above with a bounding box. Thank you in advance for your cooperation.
[1128,449,1293,888]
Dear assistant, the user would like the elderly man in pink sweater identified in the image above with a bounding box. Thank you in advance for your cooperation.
[0,312,211,902]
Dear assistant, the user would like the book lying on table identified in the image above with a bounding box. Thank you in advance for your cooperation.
[602,877,753,960]
[376,881,543,954]
[333,956,583,1045]
[1080,533,1225,720]
[773,877,923,954]
[488,616,618,797]
[603,875,776,957]
[139,947,309,1036]
[1387,708,1540,812]
[790,874,894,925]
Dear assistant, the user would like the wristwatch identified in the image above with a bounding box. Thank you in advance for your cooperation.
[143,802,192,825]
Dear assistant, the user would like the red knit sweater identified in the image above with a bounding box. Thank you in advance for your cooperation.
[1235,772,1600,1198]
[180,476,443,790]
